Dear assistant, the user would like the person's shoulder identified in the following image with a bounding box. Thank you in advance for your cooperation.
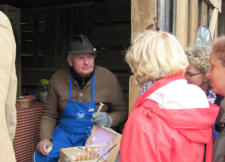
[95,65,117,78]
[0,11,8,21]
[95,65,114,74]
[51,67,70,79]
[172,80,210,108]
[149,79,210,109]
[0,11,13,30]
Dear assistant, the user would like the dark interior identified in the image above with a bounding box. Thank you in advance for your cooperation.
[0,0,131,101]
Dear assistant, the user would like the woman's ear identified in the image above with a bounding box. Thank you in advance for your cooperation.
[67,55,72,66]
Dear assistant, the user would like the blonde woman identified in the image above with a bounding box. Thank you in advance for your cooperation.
[120,30,219,162]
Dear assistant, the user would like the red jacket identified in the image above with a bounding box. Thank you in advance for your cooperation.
[120,73,219,162]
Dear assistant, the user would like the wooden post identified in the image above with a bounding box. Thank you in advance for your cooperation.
[128,76,140,113]
[218,0,225,35]
[205,0,222,12]
[201,1,208,26]
[131,0,157,40]
[214,18,218,39]
[175,0,188,49]
[188,0,199,48]
[209,8,219,39]
[129,0,157,113]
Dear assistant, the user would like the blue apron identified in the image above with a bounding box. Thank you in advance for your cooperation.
[34,74,97,162]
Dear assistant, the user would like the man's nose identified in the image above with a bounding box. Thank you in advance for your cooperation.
[83,57,89,64]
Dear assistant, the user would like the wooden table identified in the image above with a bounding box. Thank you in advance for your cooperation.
[13,101,44,162]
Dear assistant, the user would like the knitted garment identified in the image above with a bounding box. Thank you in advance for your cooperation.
[139,81,153,95]
[207,88,217,104]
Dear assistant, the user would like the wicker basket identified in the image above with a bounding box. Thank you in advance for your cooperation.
[16,96,34,108]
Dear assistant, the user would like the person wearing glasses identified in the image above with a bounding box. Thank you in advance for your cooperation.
[120,30,219,162]
[185,47,218,104]
[185,47,225,143]
[33,34,127,162]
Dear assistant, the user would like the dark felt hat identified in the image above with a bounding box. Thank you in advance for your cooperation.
[68,34,96,55]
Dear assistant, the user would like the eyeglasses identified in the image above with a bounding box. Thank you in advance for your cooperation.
[185,72,201,77]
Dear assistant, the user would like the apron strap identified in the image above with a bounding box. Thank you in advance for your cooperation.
[91,74,95,102]
[69,74,73,101]
[69,74,95,102]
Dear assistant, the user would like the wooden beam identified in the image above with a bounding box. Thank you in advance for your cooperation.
[129,76,140,113]
[205,0,218,8]
[175,0,188,49]
[218,0,222,12]
[200,1,208,26]
[209,8,219,39]
[188,0,199,48]
[129,0,157,112]
[218,0,225,35]
[214,18,218,39]
[172,0,177,35]
[131,0,157,40]
[204,0,222,12]
[24,2,94,12]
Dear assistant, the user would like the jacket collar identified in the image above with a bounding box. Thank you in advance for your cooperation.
[70,67,94,89]
[134,72,185,108]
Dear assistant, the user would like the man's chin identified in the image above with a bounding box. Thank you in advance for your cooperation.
[80,71,92,77]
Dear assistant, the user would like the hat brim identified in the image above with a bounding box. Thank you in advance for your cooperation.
[68,49,96,55]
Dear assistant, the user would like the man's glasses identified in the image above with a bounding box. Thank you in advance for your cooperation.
[185,72,201,77]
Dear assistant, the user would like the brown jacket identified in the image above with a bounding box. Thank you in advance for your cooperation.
[0,11,17,162]
[213,98,225,162]
[40,65,128,140]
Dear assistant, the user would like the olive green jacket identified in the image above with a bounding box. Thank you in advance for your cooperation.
[40,66,128,140]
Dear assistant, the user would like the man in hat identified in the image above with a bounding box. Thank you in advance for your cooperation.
[33,34,127,161]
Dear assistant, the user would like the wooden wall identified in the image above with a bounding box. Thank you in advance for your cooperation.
[174,0,222,49]
[218,0,225,36]
[21,0,131,100]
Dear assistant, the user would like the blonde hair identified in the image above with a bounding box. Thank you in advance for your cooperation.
[125,30,188,86]
[185,46,211,74]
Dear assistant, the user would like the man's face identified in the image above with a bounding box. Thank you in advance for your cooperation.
[207,53,225,96]
[67,53,95,77]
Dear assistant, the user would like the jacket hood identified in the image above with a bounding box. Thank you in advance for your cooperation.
[133,72,219,144]
[142,99,219,143]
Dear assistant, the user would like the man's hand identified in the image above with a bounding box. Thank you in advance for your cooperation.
[37,138,52,156]
[91,112,112,127]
